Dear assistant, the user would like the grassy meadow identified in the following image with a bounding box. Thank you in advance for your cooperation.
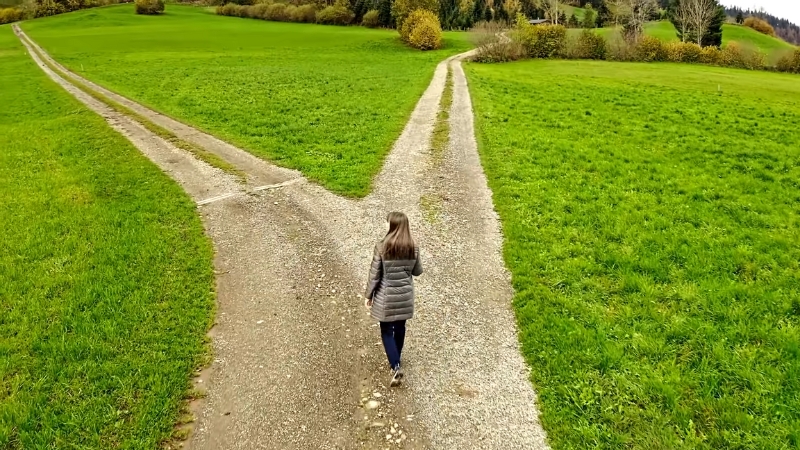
[466,60,800,449]
[0,25,214,448]
[22,4,472,196]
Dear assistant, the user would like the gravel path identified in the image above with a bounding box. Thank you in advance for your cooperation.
[17,26,549,449]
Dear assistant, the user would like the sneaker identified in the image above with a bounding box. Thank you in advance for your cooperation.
[390,366,403,387]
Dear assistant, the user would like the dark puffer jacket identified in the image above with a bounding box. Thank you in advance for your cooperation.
[364,242,423,322]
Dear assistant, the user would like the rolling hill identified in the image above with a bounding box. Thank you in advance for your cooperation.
[595,20,795,56]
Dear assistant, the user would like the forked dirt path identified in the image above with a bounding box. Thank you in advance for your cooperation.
[16,25,549,449]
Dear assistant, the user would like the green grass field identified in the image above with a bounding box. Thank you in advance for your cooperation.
[22,4,472,197]
[0,25,214,448]
[466,60,800,449]
[596,20,795,56]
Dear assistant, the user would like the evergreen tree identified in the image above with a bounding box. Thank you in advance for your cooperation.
[378,0,394,27]
[736,11,743,24]
[352,0,369,24]
[558,10,566,24]
[484,5,493,22]
[495,0,509,23]
[472,0,485,23]
[702,5,725,47]
[520,0,543,20]
[568,13,578,27]
[582,4,595,28]
[438,0,459,29]
[595,0,610,27]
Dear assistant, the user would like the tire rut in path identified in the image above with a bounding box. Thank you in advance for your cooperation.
[17,26,549,449]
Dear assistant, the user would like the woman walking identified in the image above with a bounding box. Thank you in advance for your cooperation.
[364,212,423,387]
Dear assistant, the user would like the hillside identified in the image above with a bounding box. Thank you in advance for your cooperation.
[561,4,587,21]
[595,20,795,56]
[725,6,800,45]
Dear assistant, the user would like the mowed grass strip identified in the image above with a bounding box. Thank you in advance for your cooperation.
[466,60,800,449]
[22,5,473,197]
[0,26,214,448]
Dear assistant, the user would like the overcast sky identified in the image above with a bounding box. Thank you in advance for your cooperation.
[722,1,800,25]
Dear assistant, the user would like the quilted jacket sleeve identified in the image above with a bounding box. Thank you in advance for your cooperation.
[412,247,423,276]
[364,244,383,299]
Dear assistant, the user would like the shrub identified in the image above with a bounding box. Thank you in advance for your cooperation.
[241,4,258,18]
[262,2,286,20]
[664,41,702,63]
[399,9,440,48]
[217,3,238,15]
[515,17,567,59]
[471,21,526,63]
[776,48,800,74]
[292,4,316,22]
[362,9,379,27]
[743,17,775,37]
[570,29,607,60]
[407,10,441,50]
[0,7,23,24]
[316,5,353,25]
[135,0,163,14]
[635,36,666,62]
[721,42,765,70]
[250,2,269,18]
[283,5,297,20]
[33,0,66,18]
[699,45,722,65]
[606,33,636,61]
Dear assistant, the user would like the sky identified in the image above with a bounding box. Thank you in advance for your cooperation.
[722,1,800,25]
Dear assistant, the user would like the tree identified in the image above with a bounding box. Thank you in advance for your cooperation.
[392,0,438,27]
[582,3,596,27]
[495,0,509,22]
[669,0,721,46]
[378,0,394,27]
[669,0,691,41]
[472,0,485,22]
[484,4,493,21]
[567,12,578,27]
[505,0,520,18]
[609,0,658,40]
[595,0,610,26]
[735,10,742,24]
[535,0,559,24]
[702,5,724,47]
[558,10,566,24]
[438,0,459,29]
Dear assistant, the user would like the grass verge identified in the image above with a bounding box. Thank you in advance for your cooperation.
[430,66,453,164]
[0,26,215,448]
[20,32,244,181]
[22,4,473,197]
[467,59,800,449]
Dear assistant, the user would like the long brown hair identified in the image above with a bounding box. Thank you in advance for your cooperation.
[382,211,415,260]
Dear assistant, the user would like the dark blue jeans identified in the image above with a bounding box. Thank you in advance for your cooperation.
[380,320,406,370]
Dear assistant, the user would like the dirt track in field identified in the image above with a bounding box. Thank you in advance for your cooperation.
[16,24,549,449]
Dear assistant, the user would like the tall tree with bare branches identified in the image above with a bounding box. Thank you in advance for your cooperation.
[535,0,560,24]
[669,0,723,46]
[609,0,657,41]
[669,0,691,41]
